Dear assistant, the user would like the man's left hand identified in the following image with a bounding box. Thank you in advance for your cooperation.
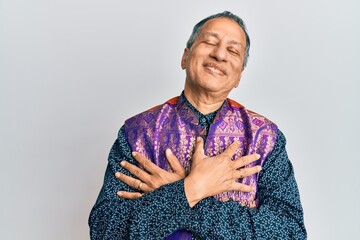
[115,149,186,199]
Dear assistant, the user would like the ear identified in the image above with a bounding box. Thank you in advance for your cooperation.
[234,72,243,88]
[181,48,189,69]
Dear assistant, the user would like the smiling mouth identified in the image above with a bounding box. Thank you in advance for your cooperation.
[203,63,226,76]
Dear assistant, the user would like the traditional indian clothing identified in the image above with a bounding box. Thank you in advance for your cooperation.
[89,93,306,239]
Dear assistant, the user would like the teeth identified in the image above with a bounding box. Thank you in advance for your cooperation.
[208,66,221,74]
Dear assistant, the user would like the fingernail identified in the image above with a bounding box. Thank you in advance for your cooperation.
[132,152,137,157]
[166,149,172,156]
[258,166,262,171]
[115,172,121,178]
[197,137,202,142]
[120,161,125,167]
[117,191,122,197]
[256,154,261,158]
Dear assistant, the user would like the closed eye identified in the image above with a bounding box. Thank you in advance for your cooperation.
[228,47,239,55]
[204,41,217,46]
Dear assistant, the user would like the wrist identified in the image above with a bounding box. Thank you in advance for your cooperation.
[184,176,204,208]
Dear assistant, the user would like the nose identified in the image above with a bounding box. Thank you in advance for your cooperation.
[210,45,227,62]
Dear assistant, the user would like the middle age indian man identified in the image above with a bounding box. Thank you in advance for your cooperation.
[89,11,307,239]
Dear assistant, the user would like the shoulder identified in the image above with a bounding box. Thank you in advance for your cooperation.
[227,98,278,130]
[124,96,179,128]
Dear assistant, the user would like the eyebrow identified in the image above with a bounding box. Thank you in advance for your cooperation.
[204,32,245,49]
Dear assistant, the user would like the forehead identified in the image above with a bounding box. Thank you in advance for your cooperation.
[199,17,246,45]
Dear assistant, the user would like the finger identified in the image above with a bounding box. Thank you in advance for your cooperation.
[232,153,261,169]
[115,171,141,189]
[222,141,240,158]
[193,137,205,155]
[117,191,143,199]
[115,172,153,192]
[165,149,186,176]
[231,182,255,193]
[233,165,262,179]
[120,160,150,183]
[136,181,152,193]
[132,152,160,175]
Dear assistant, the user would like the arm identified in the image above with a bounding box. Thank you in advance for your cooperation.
[128,130,306,239]
[89,126,192,239]
[186,130,306,239]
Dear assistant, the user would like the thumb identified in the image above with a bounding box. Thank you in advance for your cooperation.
[166,149,186,176]
[194,137,205,156]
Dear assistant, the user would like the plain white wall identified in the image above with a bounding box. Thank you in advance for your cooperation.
[1,0,359,239]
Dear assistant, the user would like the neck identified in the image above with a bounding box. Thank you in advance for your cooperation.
[183,87,227,115]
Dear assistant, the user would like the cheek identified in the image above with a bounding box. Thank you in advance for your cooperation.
[230,62,243,77]
[188,58,201,75]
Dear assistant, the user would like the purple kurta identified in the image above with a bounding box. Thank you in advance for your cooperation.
[124,95,278,239]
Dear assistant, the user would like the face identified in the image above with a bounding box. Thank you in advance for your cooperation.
[181,17,246,98]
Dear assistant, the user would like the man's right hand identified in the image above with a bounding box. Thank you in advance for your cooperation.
[184,137,262,208]
[115,149,186,199]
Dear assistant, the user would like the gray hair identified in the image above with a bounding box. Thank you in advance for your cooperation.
[186,11,250,69]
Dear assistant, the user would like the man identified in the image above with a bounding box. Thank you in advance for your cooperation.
[89,11,306,239]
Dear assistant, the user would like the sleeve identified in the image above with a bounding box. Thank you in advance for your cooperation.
[88,126,194,239]
[89,127,307,239]
[184,129,307,239]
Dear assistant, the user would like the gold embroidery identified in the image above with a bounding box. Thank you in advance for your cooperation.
[124,97,278,208]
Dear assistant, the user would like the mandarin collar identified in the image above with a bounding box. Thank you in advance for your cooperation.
[175,92,232,125]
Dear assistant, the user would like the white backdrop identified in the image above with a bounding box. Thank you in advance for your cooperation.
[1,1,359,239]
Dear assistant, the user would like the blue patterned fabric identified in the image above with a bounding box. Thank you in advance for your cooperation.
[89,99,306,239]
[180,92,220,135]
